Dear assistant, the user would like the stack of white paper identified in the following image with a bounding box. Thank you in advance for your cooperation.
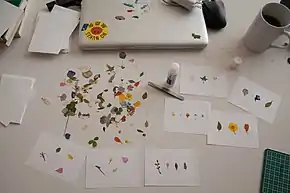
[28,5,80,54]
[0,0,26,47]
[0,74,35,126]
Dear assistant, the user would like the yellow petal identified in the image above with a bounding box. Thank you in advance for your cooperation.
[126,93,133,100]
[68,154,74,160]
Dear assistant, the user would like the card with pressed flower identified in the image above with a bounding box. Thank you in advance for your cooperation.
[145,149,200,186]
[163,98,211,135]
[86,148,143,188]
[207,110,259,148]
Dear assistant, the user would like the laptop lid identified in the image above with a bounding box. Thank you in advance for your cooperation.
[79,0,208,50]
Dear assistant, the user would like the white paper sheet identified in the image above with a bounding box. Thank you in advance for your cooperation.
[28,12,65,54]
[51,6,80,52]
[164,98,211,135]
[0,74,35,125]
[207,110,259,148]
[86,148,143,188]
[0,0,23,36]
[25,132,87,183]
[180,65,228,97]
[145,149,200,186]
[228,76,282,123]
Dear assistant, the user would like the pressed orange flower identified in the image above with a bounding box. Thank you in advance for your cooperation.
[119,94,126,102]
[134,101,141,108]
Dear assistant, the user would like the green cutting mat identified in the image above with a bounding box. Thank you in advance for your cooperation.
[260,149,290,193]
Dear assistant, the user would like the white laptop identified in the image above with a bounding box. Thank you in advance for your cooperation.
[79,0,208,50]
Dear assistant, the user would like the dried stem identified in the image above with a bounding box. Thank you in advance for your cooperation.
[63,116,70,135]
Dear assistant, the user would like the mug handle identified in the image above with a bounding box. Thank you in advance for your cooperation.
[270,30,290,49]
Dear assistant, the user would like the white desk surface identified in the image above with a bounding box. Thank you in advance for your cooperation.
[1,0,290,193]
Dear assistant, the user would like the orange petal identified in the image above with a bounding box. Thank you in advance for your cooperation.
[134,101,141,108]
[119,94,126,102]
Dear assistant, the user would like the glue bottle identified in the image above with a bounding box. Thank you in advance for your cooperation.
[165,62,180,88]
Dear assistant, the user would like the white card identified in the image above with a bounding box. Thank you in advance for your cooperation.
[180,65,228,97]
[164,98,211,135]
[25,132,87,183]
[28,12,65,54]
[51,6,80,52]
[0,74,35,125]
[228,76,282,123]
[0,0,23,36]
[207,110,259,148]
[86,149,143,188]
[145,149,200,186]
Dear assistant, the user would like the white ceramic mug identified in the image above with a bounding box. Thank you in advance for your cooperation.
[243,2,290,53]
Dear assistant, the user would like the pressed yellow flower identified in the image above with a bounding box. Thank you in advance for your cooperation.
[67,154,74,160]
[126,93,133,100]
[228,122,238,134]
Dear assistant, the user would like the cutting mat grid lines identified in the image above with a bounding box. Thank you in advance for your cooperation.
[260,149,290,193]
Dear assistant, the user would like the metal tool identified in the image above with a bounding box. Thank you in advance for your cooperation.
[148,81,184,101]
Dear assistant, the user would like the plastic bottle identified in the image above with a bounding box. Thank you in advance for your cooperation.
[165,62,180,88]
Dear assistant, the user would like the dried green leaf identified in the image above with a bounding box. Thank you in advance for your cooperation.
[119,51,127,59]
[217,121,222,131]
[110,107,118,114]
[128,80,135,83]
[41,97,51,105]
[175,163,178,170]
[62,108,68,115]
[265,101,273,108]
[76,93,83,100]
[92,141,98,148]
[59,93,67,101]
[84,99,90,104]
[71,92,76,98]
[56,147,61,153]
[123,3,134,8]
[242,88,249,96]
[82,70,93,78]
[108,74,116,83]
[83,83,91,88]
[70,76,77,81]
[88,140,94,145]
[100,116,107,124]
[184,162,187,170]
[137,129,144,133]
[112,168,118,172]
[145,120,149,128]
[106,64,115,72]
[94,136,99,141]
[142,92,148,100]
[94,74,101,80]
[64,133,71,140]
[116,108,123,115]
